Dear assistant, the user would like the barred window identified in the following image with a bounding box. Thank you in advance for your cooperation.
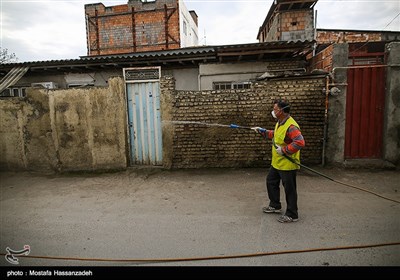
[213,82,231,90]
[233,82,251,89]
[213,82,251,90]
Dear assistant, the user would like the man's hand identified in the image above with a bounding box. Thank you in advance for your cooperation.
[275,145,284,155]
[251,127,267,133]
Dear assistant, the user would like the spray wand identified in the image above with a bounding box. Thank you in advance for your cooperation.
[229,124,266,133]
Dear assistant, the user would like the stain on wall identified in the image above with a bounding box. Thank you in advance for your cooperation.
[0,78,127,172]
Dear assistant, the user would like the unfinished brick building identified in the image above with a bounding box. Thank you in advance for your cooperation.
[257,0,400,70]
[257,0,400,47]
[257,0,317,42]
[85,0,198,56]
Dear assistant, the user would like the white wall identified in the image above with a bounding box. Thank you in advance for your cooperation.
[179,0,198,48]
[171,68,199,90]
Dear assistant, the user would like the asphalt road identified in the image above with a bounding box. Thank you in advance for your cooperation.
[1,166,399,267]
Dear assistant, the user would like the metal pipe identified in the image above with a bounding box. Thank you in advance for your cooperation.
[199,68,307,77]
[313,9,317,57]
[85,14,90,55]
[322,75,329,167]
[332,65,388,74]
[332,64,400,75]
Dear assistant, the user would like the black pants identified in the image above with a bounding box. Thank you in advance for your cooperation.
[266,166,298,219]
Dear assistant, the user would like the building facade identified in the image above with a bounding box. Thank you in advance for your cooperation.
[85,0,198,56]
[257,0,317,42]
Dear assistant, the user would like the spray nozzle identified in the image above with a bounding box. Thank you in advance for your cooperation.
[230,124,266,132]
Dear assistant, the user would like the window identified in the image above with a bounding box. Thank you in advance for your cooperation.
[183,21,187,36]
[233,82,251,90]
[65,73,95,88]
[213,82,251,90]
[213,82,231,90]
[0,87,27,97]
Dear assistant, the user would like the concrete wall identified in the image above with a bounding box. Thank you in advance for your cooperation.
[199,61,304,90]
[0,78,127,172]
[161,75,326,169]
[384,42,400,165]
[169,68,199,90]
[325,43,348,165]
[179,0,198,48]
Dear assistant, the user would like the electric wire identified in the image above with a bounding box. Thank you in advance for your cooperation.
[1,242,399,264]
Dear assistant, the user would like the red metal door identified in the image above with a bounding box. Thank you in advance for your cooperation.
[345,66,385,159]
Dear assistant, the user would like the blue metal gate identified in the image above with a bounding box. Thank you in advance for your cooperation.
[124,67,162,165]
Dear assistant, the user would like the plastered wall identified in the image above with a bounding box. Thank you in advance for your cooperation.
[0,78,127,172]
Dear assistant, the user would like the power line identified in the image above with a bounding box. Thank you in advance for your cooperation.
[383,12,400,30]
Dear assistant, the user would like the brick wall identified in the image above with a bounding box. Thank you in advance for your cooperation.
[262,10,314,42]
[85,0,180,56]
[280,10,314,41]
[308,44,334,72]
[280,10,313,33]
[264,15,280,41]
[161,75,326,168]
[317,30,382,44]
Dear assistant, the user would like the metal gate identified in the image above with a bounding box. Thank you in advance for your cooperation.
[124,67,163,165]
[344,66,385,159]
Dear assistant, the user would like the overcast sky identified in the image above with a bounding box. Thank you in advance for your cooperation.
[1,0,399,62]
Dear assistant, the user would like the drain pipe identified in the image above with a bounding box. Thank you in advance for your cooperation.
[322,74,330,167]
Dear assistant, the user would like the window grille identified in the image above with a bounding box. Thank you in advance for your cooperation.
[213,82,251,90]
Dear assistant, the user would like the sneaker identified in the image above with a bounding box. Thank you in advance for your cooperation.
[277,215,298,223]
[262,206,281,213]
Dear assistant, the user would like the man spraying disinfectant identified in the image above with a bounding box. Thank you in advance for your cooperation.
[252,99,305,223]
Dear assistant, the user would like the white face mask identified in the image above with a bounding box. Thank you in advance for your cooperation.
[271,105,289,119]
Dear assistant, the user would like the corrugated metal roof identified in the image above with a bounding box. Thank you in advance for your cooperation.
[0,41,314,73]
[1,46,216,68]
[81,46,216,59]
